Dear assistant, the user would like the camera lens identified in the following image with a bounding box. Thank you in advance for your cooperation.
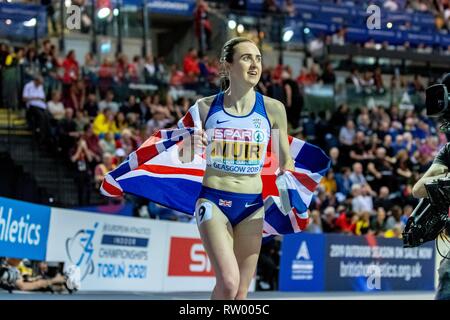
[426,84,448,117]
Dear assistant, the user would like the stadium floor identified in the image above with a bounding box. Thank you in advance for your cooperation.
[0,290,435,300]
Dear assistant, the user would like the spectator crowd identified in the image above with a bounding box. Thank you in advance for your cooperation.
[1,36,448,240]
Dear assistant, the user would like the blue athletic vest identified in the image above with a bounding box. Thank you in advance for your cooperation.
[204,91,271,175]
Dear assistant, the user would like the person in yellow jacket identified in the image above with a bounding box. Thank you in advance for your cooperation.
[383,224,402,238]
[354,211,371,235]
[319,169,337,194]
[93,107,115,137]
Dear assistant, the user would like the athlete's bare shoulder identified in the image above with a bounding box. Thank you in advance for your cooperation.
[262,95,285,110]
[262,95,286,126]
[197,94,216,106]
[196,94,217,123]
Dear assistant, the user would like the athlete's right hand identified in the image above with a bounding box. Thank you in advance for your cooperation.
[193,129,208,149]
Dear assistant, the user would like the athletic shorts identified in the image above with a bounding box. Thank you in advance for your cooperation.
[196,186,263,226]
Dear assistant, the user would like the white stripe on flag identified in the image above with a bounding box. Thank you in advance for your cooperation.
[148,146,206,169]
[294,167,323,184]
[172,129,189,142]
[189,102,202,128]
[117,169,204,183]
[155,141,167,153]
[285,171,314,206]
[263,196,282,212]
[290,138,305,159]
[129,152,138,170]
[288,210,301,233]
[100,174,123,197]
[263,220,279,236]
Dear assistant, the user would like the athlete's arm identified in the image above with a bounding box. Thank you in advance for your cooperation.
[412,163,448,198]
[265,98,295,173]
[16,274,65,291]
[177,98,210,163]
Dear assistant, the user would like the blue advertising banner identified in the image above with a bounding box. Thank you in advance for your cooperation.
[0,3,45,20]
[0,3,47,40]
[0,197,51,261]
[279,233,435,292]
[279,233,326,292]
[325,234,435,291]
[147,0,195,16]
[246,0,264,13]
[121,0,195,16]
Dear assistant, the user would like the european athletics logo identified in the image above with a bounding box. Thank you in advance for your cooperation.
[65,222,99,281]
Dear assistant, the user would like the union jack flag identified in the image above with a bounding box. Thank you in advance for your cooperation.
[219,199,233,207]
[100,102,330,237]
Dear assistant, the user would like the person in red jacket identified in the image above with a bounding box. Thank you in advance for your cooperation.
[61,50,79,96]
[183,48,200,84]
[62,50,79,84]
[335,210,357,234]
[194,0,212,54]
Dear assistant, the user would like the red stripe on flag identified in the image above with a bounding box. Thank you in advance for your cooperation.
[293,208,309,231]
[261,151,280,198]
[291,171,317,193]
[101,180,123,197]
[288,135,293,144]
[182,112,194,128]
[136,144,159,163]
[262,175,278,199]
[139,164,205,177]
[140,134,161,148]
[266,138,272,153]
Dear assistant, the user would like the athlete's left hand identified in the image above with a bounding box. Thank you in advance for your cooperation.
[278,161,295,175]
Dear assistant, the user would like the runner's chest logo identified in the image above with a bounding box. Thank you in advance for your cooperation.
[252,118,262,129]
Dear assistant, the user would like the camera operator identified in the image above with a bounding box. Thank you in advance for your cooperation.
[0,258,67,292]
[412,143,449,199]
[412,142,449,300]
[411,73,450,300]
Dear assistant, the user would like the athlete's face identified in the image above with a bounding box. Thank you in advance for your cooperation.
[228,42,262,87]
